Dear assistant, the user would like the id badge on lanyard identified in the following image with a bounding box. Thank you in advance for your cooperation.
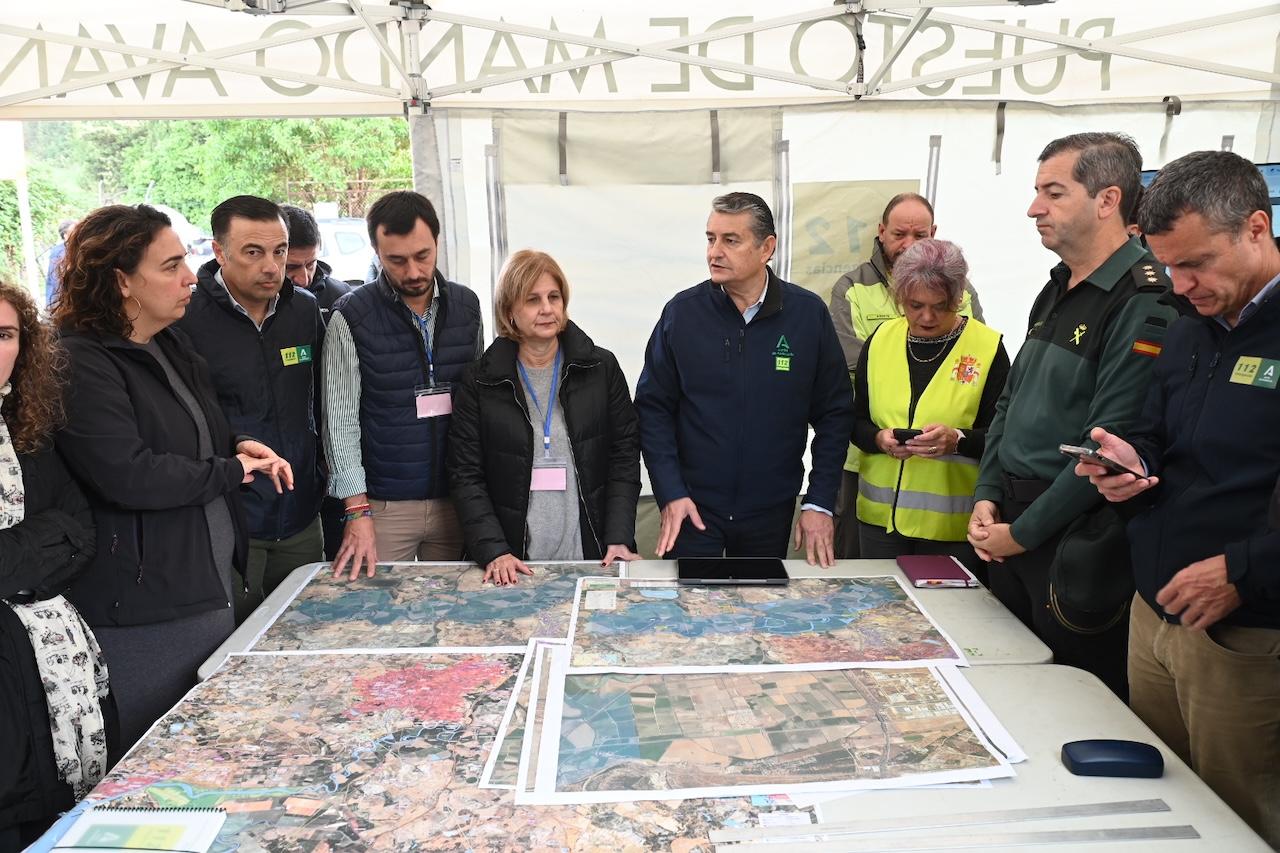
[521,350,567,492]
[531,455,568,491]
[415,383,452,418]
[413,307,451,418]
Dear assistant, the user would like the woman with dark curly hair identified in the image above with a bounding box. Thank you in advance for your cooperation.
[52,204,293,755]
[0,281,113,849]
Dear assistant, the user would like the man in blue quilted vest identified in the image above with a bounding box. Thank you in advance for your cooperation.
[323,191,483,578]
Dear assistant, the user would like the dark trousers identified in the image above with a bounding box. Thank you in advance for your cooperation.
[670,500,795,559]
[988,490,1129,700]
[833,470,862,560]
[320,496,345,561]
[858,521,987,587]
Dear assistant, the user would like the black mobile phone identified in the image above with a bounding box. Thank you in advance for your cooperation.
[676,557,789,586]
[893,428,923,445]
[1059,444,1144,478]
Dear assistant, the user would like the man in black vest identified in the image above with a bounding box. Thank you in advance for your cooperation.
[281,205,353,322]
[178,195,326,622]
[324,191,483,578]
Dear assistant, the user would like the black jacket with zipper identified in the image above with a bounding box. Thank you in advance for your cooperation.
[1126,288,1280,628]
[181,263,325,541]
[448,321,640,567]
[56,326,249,627]
[307,259,353,322]
[1,444,111,837]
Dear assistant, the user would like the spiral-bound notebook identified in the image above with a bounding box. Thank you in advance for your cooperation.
[51,806,225,852]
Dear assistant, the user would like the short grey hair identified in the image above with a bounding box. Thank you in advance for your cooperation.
[1137,150,1271,237]
[711,191,776,244]
[892,239,968,310]
[1039,132,1143,223]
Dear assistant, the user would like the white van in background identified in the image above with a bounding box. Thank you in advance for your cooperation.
[317,217,374,284]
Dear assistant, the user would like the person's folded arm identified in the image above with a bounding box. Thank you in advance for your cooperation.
[57,343,243,511]
[321,311,368,500]
[1010,294,1173,549]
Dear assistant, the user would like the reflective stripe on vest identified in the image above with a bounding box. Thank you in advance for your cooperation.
[856,316,1000,541]
[844,280,976,473]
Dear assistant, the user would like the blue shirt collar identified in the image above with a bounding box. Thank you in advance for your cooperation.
[1216,269,1280,330]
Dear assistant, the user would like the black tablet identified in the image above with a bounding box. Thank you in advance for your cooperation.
[676,557,789,585]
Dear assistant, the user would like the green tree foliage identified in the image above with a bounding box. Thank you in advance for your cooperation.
[5,116,411,283]
[0,162,78,284]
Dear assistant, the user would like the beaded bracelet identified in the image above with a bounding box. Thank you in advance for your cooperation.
[342,509,373,523]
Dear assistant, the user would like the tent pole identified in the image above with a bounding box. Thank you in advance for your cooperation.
[402,12,448,279]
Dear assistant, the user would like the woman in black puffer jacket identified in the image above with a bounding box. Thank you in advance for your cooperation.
[449,250,641,586]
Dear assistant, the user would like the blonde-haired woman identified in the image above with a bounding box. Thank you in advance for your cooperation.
[449,250,641,585]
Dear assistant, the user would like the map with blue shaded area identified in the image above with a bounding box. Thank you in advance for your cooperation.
[570,577,960,669]
[588,581,901,638]
[255,562,619,650]
[294,573,581,626]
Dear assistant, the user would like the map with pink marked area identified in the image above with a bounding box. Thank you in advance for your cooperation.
[87,652,810,852]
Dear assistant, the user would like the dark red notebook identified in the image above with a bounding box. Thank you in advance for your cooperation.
[896,555,979,588]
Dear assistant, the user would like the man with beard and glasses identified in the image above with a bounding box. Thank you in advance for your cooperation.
[323,191,483,579]
[827,193,985,559]
[179,195,326,622]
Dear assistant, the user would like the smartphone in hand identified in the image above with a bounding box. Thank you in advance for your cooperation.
[893,428,923,445]
[1059,443,1144,479]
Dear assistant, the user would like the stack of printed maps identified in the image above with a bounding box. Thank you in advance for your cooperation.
[65,563,1024,852]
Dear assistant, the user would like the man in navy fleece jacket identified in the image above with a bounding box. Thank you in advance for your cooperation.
[635,192,854,567]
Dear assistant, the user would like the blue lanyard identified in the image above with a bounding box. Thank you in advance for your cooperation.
[517,349,562,458]
[416,305,436,385]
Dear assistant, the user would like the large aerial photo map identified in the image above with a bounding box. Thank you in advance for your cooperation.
[254,562,622,650]
[567,577,963,670]
[547,666,1008,801]
[87,652,810,852]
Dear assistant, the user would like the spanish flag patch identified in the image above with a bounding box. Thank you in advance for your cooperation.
[1131,339,1162,358]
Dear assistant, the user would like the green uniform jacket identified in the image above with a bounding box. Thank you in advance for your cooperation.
[974,238,1178,550]
[829,238,985,472]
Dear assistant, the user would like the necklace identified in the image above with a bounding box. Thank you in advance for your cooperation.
[907,316,967,364]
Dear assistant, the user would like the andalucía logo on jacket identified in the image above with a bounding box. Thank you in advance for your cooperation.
[773,335,792,371]
[950,354,982,385]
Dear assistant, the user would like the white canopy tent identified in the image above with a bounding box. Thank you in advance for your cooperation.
[3,1,1278,512]
[3,2,1278,349]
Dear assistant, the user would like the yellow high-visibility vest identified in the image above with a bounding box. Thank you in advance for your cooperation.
[856,316,1001,541]
[844,282,978,473]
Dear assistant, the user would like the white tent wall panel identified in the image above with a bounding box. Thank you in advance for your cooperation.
[786,100,1269,353]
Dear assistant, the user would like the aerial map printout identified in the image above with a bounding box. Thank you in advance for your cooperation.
[536,663,1012,804]
[86,652,811,852]
[567,577,964,671]
[254,561,623,650]
[480,638,566,790]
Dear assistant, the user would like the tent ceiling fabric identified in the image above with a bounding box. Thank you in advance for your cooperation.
[1,1,1279,118]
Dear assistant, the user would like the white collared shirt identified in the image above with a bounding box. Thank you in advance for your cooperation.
[214,269,278,332]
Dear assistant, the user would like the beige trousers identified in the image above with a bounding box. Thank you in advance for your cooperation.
[369,498,464,562]
[1128,593,1280,846]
